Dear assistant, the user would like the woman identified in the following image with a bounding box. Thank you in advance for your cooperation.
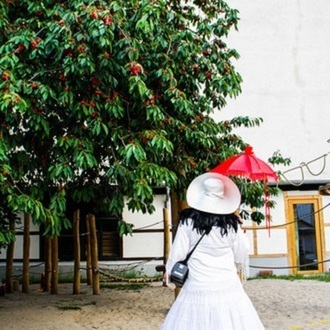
[161,173,264,330]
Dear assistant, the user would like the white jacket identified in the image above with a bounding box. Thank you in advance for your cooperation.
[166,218,249,285]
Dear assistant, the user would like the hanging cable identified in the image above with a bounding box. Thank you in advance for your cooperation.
[300,153,328,176]
[279,166,305,186]
[249,259,330,269]
[243,202,330,231]
[279,139,330,186]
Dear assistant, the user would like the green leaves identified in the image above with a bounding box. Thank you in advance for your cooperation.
[74,149,98,169]
[117,220,134,237]
[90,118,109,136]
[128,75,149,101]
[49,189,66,215]
[0,230,15,248]
[124,141,147,163]
[0,92,27,113]
[49,163,73,181]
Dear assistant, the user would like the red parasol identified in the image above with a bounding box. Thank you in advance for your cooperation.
[210,146,279,182]
[210,146,279,235]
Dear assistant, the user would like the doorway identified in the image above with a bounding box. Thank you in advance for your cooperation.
[286,196,325,274]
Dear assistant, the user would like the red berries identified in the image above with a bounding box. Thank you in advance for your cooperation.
[14,44,26,55]
[91,110,98,118]
[1,72,9,80]
[103,15,113,26]
[129,64,142,76]
[91,77,101,85]
[205,72,212,80]
[30,40,38,49]
[90,11,98,19]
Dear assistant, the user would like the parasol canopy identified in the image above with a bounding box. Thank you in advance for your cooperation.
[210,145,279,236]
[210,146,279,182]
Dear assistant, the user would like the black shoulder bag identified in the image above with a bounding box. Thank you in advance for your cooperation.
[170,232,206,287]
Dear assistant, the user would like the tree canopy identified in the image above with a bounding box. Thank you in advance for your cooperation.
[0,0,289,245]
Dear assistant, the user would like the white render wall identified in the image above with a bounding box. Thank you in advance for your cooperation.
[220,0,330,181]
[215,1,330,275]
[0,213,40,260]
[122,194,168,258]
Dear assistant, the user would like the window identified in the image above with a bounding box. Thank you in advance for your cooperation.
[286,195,325,274]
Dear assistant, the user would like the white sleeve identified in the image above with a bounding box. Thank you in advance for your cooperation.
[165,222,190,285]
[232,226,250,264]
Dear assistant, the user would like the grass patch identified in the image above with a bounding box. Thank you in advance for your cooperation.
[104,269,162,279]
[100,282,148,291]
[249,273,330,282]
[55,300,96,310]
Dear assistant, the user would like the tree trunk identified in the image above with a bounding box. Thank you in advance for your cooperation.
[163,208,171,286]
[5,219,15,293]
[22,213,30,293]
[170,191,179,239]
[170,191,188,299]
[163,208,171,264]
[44,236,52,292]
[73,209,80,294]
[85,215,92,285]
[51,235,58,294]
[89,214,100,295]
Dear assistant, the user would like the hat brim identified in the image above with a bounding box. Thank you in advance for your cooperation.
[186,173,241,215]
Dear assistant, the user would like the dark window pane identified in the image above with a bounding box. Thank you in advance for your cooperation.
[294,203,317,271]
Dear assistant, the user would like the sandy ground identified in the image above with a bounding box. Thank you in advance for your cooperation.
[0,279,329,330]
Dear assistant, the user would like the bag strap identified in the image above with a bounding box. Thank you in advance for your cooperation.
[183,231,206,263]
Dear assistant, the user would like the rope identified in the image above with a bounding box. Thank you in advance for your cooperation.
[98,268,162,283]
[279,170,305,186]
[279,151,330,186]
[301,153,328,176]
[250,259,330,270]
[134,221,163,231]
[243,201,330,231]
[58,220,163,237]
[60,231,91,237]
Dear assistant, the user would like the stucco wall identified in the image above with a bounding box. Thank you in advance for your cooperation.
[220,0,330,181]
[122,194,168,258]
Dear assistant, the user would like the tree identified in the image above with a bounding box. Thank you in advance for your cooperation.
[0,195,20,249]
[0,0,289,240]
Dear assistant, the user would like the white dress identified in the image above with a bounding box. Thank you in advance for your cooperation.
[161,219,264,330]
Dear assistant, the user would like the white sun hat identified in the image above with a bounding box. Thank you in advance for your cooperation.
[186,172,241,215]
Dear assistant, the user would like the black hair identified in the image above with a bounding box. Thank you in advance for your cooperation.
[179,208,240,236]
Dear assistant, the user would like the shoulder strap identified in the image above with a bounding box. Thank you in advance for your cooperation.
[183,232,206,263]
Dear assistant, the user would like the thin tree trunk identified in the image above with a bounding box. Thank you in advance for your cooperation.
[85,214,92,285]
[5,219,15,293]
[163,208,171,287]
[163,208,171,264]
[44,236,52,292]
[170,191,180,239]
[51,235,58,294]
[22,213,30,293]
[89,214,100,295]
[73,209,81,294]
[170,191,188,299]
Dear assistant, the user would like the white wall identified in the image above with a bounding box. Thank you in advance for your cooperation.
[215,2,330,274]
[218,0,330,182]
[122,194,168,258]
[0,213,40,260]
